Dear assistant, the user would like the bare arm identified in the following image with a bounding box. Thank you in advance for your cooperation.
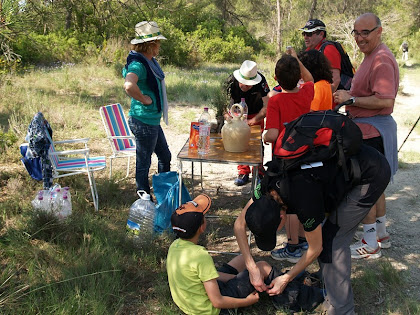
[263,128,279,144]
[333,90,395,109]
[267,224,323,295]
[204,278,259,309]
[248,100,267,126]
[288,47,314,83]
[331,68,341,92]
[233,199,267,292]
[123,72,153,105]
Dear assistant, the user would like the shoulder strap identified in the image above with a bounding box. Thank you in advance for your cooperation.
[319,40,333,54]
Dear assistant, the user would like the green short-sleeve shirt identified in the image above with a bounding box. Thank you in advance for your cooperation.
[167,238,220,315]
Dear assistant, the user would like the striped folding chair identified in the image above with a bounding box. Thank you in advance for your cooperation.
[47,135,106,211]
[99,104,136,180]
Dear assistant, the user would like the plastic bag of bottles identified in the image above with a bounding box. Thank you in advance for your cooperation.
[31,184,72,220]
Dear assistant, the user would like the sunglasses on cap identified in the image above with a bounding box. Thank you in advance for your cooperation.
[351,26,379,38]
[302,31,321,37]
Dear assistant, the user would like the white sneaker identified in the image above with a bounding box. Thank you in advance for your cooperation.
[353,231,391,249]
[353,230,364,241]
[351,239,382,259]
[377,233,391,249]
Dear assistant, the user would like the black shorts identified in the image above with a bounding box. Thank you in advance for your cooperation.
[217,264,254,298]
[217,264,281,298]
[364,136,384,154]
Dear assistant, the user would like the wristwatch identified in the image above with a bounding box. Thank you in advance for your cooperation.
[349,96,356,104]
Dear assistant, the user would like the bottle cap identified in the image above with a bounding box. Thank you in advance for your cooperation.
[204,107,209,111]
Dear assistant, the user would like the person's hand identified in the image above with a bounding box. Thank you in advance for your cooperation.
[286,46,297,59]
[247,117,258,126]
[248,265,267,292]
[333,90,351,105]
[266,274,291,296]
[141,95,153,105]
[224,113,233,122]
[245,291,260,304]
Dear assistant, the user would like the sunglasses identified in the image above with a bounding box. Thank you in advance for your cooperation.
[302,31,321,37]
[351,26,379,38]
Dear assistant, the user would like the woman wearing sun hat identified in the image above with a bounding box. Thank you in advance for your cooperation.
[123,21,171,195]
[225,60,270,186]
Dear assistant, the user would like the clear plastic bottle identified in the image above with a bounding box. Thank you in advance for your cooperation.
[57,192,72,220]
[198,107,211,155]
[31,191,44,210]
[126,190,156,236]
[62,187,71,204]
[239,98,248,120]
[40,190,51,212]
[50,186,63,213]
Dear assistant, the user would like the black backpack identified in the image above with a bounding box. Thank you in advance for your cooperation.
[319,41,355,90]
[272,100,362,183]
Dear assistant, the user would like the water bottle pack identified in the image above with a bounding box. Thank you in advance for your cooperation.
[198,107,211,155]
[31,184,72,220]
[126,190,156,236]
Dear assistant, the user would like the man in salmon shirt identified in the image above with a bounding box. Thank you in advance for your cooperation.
[299,19,341,92]
[334,13,399,260]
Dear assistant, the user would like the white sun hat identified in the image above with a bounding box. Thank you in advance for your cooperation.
[130,21,167,44]
[233,60,262,86]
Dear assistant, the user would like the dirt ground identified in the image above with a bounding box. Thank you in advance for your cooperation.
[157,64,420,309]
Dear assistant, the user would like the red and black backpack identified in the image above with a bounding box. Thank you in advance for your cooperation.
[273,101,362,183]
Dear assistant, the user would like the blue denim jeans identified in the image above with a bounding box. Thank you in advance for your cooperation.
[128,117,171,193]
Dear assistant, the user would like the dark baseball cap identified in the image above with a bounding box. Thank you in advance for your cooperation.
[171,194,211,239]
[299,19,326,32]
[245,195,282,251]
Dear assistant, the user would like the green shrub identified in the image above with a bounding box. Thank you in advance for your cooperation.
[0,129,18,153]
[157,19,195,67]
[195,33,254,63]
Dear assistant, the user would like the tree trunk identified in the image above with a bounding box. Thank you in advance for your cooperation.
[276,0,281,54]
[309,0,317,20]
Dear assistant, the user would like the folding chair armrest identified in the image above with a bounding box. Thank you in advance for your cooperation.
[49,148,90,156]
[54,138,90,145]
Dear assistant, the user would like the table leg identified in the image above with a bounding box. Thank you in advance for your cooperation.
[178,161,183,206]
[191,161,194,197]
[200,161,203,190]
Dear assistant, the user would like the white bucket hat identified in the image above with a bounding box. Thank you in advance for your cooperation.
[233,60,262,86]
[131,21,167,44]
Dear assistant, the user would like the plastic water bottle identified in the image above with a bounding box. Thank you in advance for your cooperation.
[126,190,156,236]
[239,98,248,120]
[50,186,63,212]
[40,190,51,211]
[57,192,72,220]
[31,191,44,210]
[62,187,71,204]
[198,107,211,155]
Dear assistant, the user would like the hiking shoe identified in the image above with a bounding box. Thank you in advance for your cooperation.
[351,239,382,259]
[271,245,302,263]
[353,231,391,249]
[378,233,391,249]
[234,174,249,186]
[353,230,364,241]
[299,240,309,250]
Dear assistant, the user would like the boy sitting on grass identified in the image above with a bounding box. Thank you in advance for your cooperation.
[166,194,270,314]
[166,194,324,314]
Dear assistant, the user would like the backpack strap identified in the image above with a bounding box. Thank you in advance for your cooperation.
[319,40,332,54]
[336,133,350,182]
[349,158,361,186]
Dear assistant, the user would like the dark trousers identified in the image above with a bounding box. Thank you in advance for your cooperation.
[128,117,171,193]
